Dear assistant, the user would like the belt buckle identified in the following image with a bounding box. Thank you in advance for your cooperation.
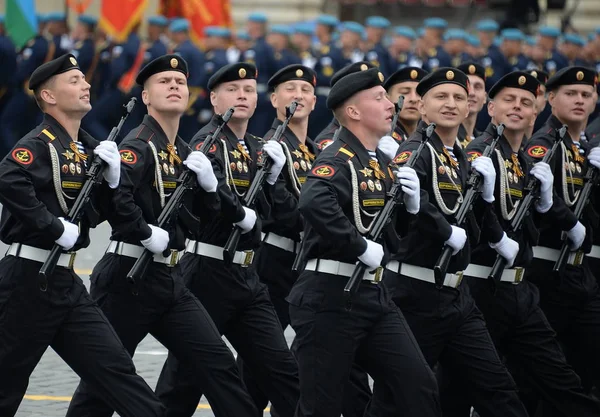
[67,252,76,269]
[168,249,179,267]
[453,271,464,288]
[572,251,584,266]
[513,267,524,284]
[242,250,254,267]
[373,266,383,283]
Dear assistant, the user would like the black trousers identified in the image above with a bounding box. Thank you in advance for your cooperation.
[0,256,165,417]
[155,252,299,417]
[287,270,441,417]
[438,278,600,417]
[66,253,257,417]
[375,272,529,417]
[239,243,372,417]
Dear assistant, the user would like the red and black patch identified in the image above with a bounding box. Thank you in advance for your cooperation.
[195,141,217,153]
[317,139,333,150]
[527,145,547,159]
[119,149,138,165]
[311,165,335,178]
[11,148,33,165]
[467,151,482,162]
[393,151,411,164]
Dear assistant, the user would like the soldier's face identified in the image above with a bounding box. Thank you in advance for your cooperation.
[467,75,487,115]
[488,88,536,132]
[211,79,258,121]
[392,36,412,52]
[348,86,394,137]
[549,84,595,123]
[271,80,316,122]
[142,71,189,115]
[44,69,91,115]
[419,84,469,129]
[388,81,420,122]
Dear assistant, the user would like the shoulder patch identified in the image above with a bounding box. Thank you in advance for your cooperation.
[467,151,482,162]
[527,145,548,159]
[11,147,34,165]
[318,139,333,150]
[119,149,138,165]
[311,164,335,178]
[195,141,217,153]
[393,151,411,164]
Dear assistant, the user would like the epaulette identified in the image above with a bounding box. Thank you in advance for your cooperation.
[37,125,57,143]
[334,144,355,161]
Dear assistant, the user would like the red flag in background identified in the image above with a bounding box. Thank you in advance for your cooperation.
[159,0,232,47]
[100,0,147,43]
[67,0,93,14]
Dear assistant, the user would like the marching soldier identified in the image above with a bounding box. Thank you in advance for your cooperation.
[456,62,486,147]
[524,66,600,393]
[422,18,451,72]
[45,12,71,59]
[0,15,16,119]
[537,26,568,77]
[364,16,392,76]
[528,69,550,138]
[288,67,441,417]
[381,68,530,417]
[0,54,166,417]
[475,19,507,90]
[199,26,231,125]
[500,29,533,72]
[69,15,97,76]
[339,22,365,65]
[443,71,600,417]
[155,62,300,417]
[66,55,259,417]
[444,29,471,68]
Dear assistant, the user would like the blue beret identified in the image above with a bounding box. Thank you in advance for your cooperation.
[0,15,4,24]
[270,25,292,36]
[417,28,425,38]
[501,28,524,42]
[365,16,390,29]
[493,36,502,46]
[595,27,600,35]
[36,14,48,23]
[539,26,561,38]
[394,26,416,40]
[169,18,189,33]
[248,12,267,23]
[205,26,231,37]
[589,33,597,42]
[45,12,66,22]
[424,18,448,29]
[444,29,466,41]
[317,14,338,27]
[295,23,314,36]
[148,16,168,27]
[562,33,585,46]
[475,19,499,32]
[466,34,481,47]
[525,36,536,46]
[78,15,98,26]
[236,30,251,41]
[341,21,364,35]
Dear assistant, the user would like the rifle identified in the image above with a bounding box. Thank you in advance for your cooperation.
[553,148,600,273]
[222,102,298,264]
[433,123,505,287]
[489,124,568,282]
[126,107,235,283]
[343,123,437,304]
[388,95,405,137]
[38,97,137,286]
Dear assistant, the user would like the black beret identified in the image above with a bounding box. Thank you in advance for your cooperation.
[207,62,257,90]
[488,71,541,99]
[29,53,80,90]
[416,67,469,97]
[268,64,316,91]
[327,67,385,110]
[527,69,549,85]
[383,67,428,91]
[545,66,598,91]
[330,61,376,87]
[456,62,486,82]
[136,54,189,86]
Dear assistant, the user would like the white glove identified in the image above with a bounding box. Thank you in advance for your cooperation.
[489,232,519,268]
[471,156,496,203]
[377,135,399,161]
[358,237,384,269]
[55,217,79,250]
[94,141,120,188]
[263,141,285,185]
[140,224,169,254]
[235,206,257,234]
[566,221,586,251]
[183,151,218,192]
[445,225,467,255]
[530,162,553,213]
[588,147,600,169]
[395,167,420,214]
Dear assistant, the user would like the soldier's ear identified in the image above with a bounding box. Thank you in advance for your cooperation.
[270,92,277,109]
[346,104,360,121]
[141,89,150,106]
[40,89,56,106]
[487,100,495,119]
[418,98,425,116]
[547,91,556,107]
[209,90,217,108]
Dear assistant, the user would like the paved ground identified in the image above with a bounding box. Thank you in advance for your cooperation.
[10,222,286,416]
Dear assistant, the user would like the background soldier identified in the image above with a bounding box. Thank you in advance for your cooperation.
[456,62,487,147]
[0,53,165,417]
[288,67,441,417]
[155,62,300,417]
